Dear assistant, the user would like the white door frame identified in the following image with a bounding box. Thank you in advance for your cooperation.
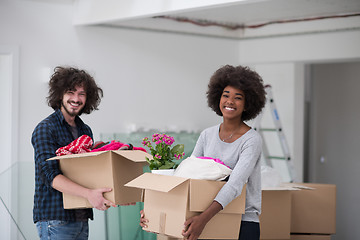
[0,45,20,240]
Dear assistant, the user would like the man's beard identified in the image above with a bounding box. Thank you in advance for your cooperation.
[61,101,82,117]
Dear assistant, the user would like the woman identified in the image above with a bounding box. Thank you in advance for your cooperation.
[141,65,266,240]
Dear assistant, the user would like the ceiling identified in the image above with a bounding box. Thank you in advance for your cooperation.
[78,0,360,39]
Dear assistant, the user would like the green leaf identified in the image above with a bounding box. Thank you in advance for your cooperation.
[159,161,175,169]
[171,144,184,154]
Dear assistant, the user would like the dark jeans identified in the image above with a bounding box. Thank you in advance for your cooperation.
[239,221,260,240]
[36,220,89,240]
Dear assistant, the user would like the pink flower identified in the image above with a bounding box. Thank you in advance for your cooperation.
[142,137,150,146]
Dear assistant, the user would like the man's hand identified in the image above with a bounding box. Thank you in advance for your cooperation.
[52,174,117,211]
[182,215,206,240]
[87,188,116,211]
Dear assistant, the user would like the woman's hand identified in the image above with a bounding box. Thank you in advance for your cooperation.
[140,210,149,229]
[182,201,223,239]
[182,215,206,240]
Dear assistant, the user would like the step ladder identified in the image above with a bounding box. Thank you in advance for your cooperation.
[253,85,296,182]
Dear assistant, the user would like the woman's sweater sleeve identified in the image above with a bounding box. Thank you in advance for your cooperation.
[214,134,262,208]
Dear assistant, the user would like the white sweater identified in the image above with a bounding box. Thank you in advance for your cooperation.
[191,124,262,222]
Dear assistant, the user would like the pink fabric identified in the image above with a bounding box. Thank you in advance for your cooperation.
[132,146,147,152]
[90,141,128,152]
[56,135,93,156]
[90,141,147,152]
[56,136,148,155]
[198,156,231,169]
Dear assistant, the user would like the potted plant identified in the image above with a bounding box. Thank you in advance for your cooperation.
[142,133,185,175]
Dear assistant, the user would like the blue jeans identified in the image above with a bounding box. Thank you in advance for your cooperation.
[36,220,89,240]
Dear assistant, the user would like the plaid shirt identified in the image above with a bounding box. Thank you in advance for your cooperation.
[31,109,94,223]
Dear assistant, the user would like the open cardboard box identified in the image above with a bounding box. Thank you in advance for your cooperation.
[48,150,151,209]
[125,173,246,239]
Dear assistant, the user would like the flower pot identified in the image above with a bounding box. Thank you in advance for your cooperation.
[151,169,175,176]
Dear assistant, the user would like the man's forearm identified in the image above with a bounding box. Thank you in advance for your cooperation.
[52,174,90,199]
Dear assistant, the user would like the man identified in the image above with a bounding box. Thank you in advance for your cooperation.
[32,66,116,240]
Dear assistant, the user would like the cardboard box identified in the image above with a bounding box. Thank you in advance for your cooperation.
[290,234,331,240]
[260,187,295,239]
[286,183,336,234]
[125,173,246,239]
[48,150,151,209]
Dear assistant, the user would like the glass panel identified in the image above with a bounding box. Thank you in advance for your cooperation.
[0,162,111,240]
[105,202,156,240]
[0,162,36,240]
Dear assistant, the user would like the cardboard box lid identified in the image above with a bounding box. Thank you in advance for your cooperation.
[47,150,151,162]
[125,173,189,192]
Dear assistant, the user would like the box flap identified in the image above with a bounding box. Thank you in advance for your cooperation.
[111,150,152,162]
[47,151,108,161]
[125,173,188,192]
[281,182,316,190]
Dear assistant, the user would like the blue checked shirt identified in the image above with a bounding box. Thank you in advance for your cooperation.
[31,109,94,223]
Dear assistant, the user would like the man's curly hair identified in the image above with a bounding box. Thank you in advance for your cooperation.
[47,66,103,115]
[207,65,266,121]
